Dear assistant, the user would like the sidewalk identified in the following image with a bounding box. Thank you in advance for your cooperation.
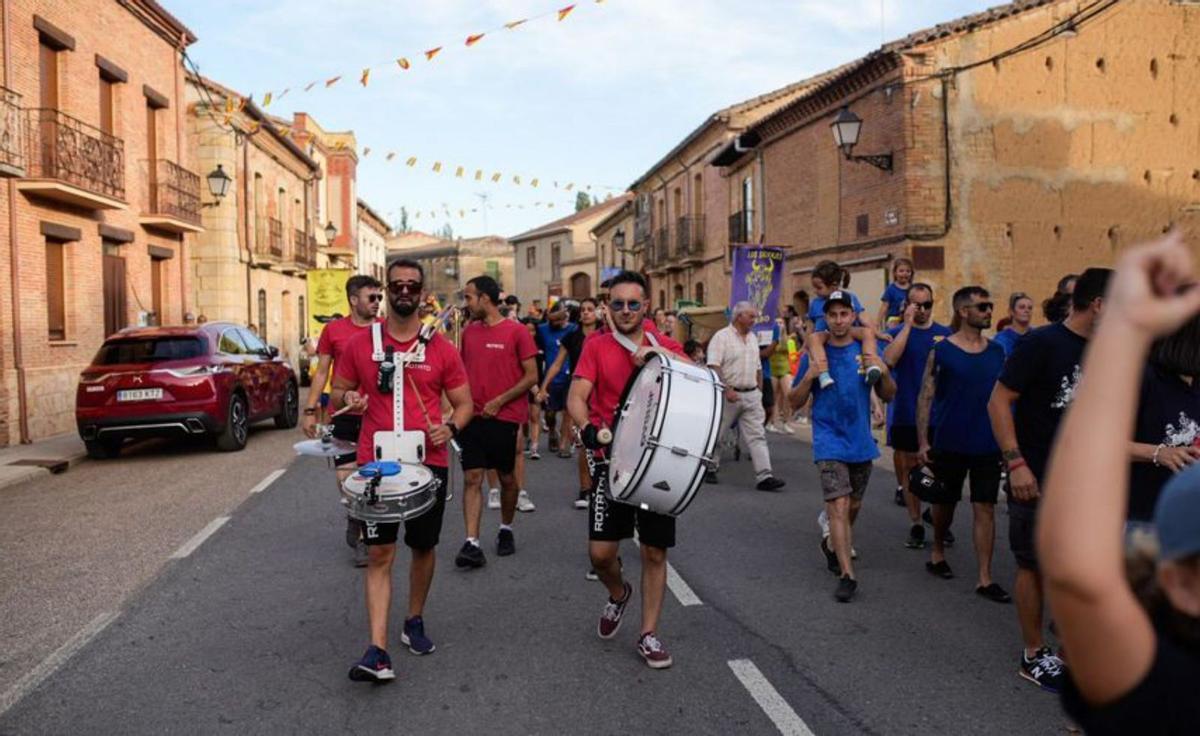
[0,432,87,492]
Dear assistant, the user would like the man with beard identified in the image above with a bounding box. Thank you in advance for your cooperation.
[332,258,473,682]
[456,275,539,566]
[567,271,688,668]
[915,287,1009,602]
[301,274,383,567]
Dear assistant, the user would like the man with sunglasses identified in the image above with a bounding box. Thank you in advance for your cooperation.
[568,271,688,669]
[882,283,951,547]
[331,258,473,683]
[914,287,1010,602]
[301,274,383,567]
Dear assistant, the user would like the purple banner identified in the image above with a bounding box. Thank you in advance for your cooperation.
[730,245,785,334]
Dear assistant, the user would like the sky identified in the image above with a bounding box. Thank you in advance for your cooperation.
[177,0,999,239]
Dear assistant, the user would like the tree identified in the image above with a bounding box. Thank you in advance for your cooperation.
[399,207,410,233]
[437,223,454,240]
[575,191,592,212]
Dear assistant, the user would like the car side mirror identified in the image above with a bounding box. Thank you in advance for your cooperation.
[268,346,280,358]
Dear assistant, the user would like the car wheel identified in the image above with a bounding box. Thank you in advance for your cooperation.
[84,437,122,460]
[275,380,299,429]
[216,393,249,452]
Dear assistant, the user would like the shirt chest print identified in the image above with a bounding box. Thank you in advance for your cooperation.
[1051,364,1082,409]
[1163,412,1200,447]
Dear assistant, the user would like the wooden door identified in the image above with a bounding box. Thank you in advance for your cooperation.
[150,257,163,324]
[38,43,58,174]
[103,247,127,337]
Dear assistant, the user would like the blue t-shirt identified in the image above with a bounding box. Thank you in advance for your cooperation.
[759,324,780,380]
[881,283,910,326]
[808,292,865,332]
[794,342,879,464]
[929,339,1006,455]
[538,322,577,385]
[885,322,952,428]
[993,327,1026,358]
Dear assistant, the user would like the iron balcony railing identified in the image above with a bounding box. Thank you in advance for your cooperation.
[148,159,200,225]
[0,87,23,174]
[25,108,124,200]
[269,218,284,258]
[294,229,317,267]
[729,210,752,244]
[654,227,670,268]
[677,215,705,258]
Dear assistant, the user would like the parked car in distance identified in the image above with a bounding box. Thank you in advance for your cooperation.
[75,322,299,459]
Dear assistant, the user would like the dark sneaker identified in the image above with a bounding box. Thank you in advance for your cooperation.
[345,518,361,549]
[704,470,719,484]
[834,575,857,602]
[894,486,905,506]
[904,523,926,549]
[926,560,954,579]
[353,539,369,568]
[944,528,955,546]
[922,507,933,525]
[496,528,516,556]
[976,583,1012,603]
[597,582,632,639]
[637,632,673,669]
[401,616,436,655]
[548,436,560,454]
[348,645,395,683]
[1020,648,1067,693]
[455,541,486,569]
[756,476,786,492]
[574,490,589,509]
[820,537,840,574]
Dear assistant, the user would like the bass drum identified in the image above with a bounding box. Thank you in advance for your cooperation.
[607,352,724,516]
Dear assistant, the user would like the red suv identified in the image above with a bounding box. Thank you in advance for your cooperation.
[76,322,299,458]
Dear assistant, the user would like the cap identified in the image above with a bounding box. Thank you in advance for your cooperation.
[823,290,855,314]
[1154,463,1200,560]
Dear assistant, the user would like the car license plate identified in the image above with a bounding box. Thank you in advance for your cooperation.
[117,388,163,402]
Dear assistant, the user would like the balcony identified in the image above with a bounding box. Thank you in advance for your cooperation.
[0,87,24,177]
[269,218,283,258]
[281,228,317,273]
[139,159,202,234]
[254,216,283,260]
[676,215,705,263]
[19,108,125,209]
[648,227,669,273]
[729,210,752,244]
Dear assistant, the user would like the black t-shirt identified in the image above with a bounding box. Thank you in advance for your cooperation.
[1061,632,1200,735]
[998,322,1088,495]
[532,330,546,384]
[1129,366,1200,521]
[560,328,587,375]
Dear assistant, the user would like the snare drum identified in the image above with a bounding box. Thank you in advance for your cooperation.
[342,463,440,523]
[607,352,724,516]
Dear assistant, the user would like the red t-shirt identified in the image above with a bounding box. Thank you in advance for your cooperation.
[572,332,686,429]
[460,318,538,425]
[334,328,468,468]
[317,316,377,361]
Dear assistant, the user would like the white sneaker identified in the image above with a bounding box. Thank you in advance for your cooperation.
[516,489,536,513]
[487,488,501,510]
[766,424,780,434]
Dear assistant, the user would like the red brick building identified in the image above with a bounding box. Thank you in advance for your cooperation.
[0,0,200,445]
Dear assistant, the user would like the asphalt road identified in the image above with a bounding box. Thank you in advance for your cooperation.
[0,425,1076,735]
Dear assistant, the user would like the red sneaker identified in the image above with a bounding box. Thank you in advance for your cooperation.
[637,632,673,669]
[597,582,631,639]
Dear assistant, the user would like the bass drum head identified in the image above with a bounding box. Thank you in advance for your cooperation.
[344,463,435,495]
[608,354,666,495]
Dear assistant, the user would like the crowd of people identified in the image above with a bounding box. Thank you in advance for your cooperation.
[297,232,1200,731]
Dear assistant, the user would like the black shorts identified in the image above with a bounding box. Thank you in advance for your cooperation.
[545,382,569,412]
[459,417,519,473]
[361,466,449,550]
[888,424,935,453]
[761,380,775,411]
[1007,498,1039,571]
[930,450,1002,504]
[587,460,675,549]
[331,413,362,466]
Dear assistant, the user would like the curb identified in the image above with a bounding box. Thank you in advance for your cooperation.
[0,450,89,493]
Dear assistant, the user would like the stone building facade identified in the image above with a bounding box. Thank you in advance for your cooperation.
[510,197,629,305]
[0,0,200,445]
[356,198,389,282]
[714,0,1200,322]
[589,199,634,296]
[286,113,357,268]
[186,74,321,374]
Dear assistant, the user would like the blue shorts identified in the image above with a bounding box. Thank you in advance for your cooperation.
[545,382,569,412]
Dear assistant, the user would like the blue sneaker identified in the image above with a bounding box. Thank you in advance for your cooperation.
[348,645,395,683]
[401,616,436,655]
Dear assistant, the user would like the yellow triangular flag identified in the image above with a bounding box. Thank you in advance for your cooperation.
[262,92,273,108]
[565,183,574,191]
[505,19,527,29]
[475,170,483,181]
[491,172,502,182]
[558,5,576,21]
[432,162,442,172]
[386,152,396,161]
[425,47,442,61]
[513,175,522,185]
[397,57,410,70]
[455,166,464,178]
[360,68,370,87]
[406,157,418,167]
[465,33,485,47]
[325,75,342,87]
[531,178,539,188]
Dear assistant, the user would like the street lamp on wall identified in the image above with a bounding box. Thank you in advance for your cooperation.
[324,221,338,243]
[831,107,893,173]
[201,164,232,207]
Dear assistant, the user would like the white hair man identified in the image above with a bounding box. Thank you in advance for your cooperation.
[705,301,786,491]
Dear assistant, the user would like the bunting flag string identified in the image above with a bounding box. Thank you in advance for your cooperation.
[251,0,606,106]
[361,148,623,193]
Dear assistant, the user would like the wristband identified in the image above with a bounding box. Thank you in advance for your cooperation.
[1007,458,1027,472]
[1153,444,1166,467]
[445,422,459,438]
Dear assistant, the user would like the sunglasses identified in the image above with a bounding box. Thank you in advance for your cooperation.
[609,299,643,313]
[911,300,934,310]
[968,302,994,312]
[361,293,383,303]
[387,281,423,296]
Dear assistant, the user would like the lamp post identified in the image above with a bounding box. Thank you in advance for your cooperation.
[612,229,627,269]
[201,164,232,207]
[324,221,338,244]
[830,107,893,173]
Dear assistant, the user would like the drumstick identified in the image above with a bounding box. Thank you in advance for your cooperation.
[407,370,462,454]
[330,403,357,419]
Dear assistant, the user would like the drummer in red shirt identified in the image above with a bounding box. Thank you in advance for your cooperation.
[567,270,688,670]
[332,258,473,684]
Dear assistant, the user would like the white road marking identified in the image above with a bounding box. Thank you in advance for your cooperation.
[170,516,230,559]
[0,610,119,718]
[249,469,286,494]
[728,659,816,736]
[665,562,703,606]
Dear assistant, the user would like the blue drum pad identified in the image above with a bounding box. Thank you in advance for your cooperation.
[359,461,402,479]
